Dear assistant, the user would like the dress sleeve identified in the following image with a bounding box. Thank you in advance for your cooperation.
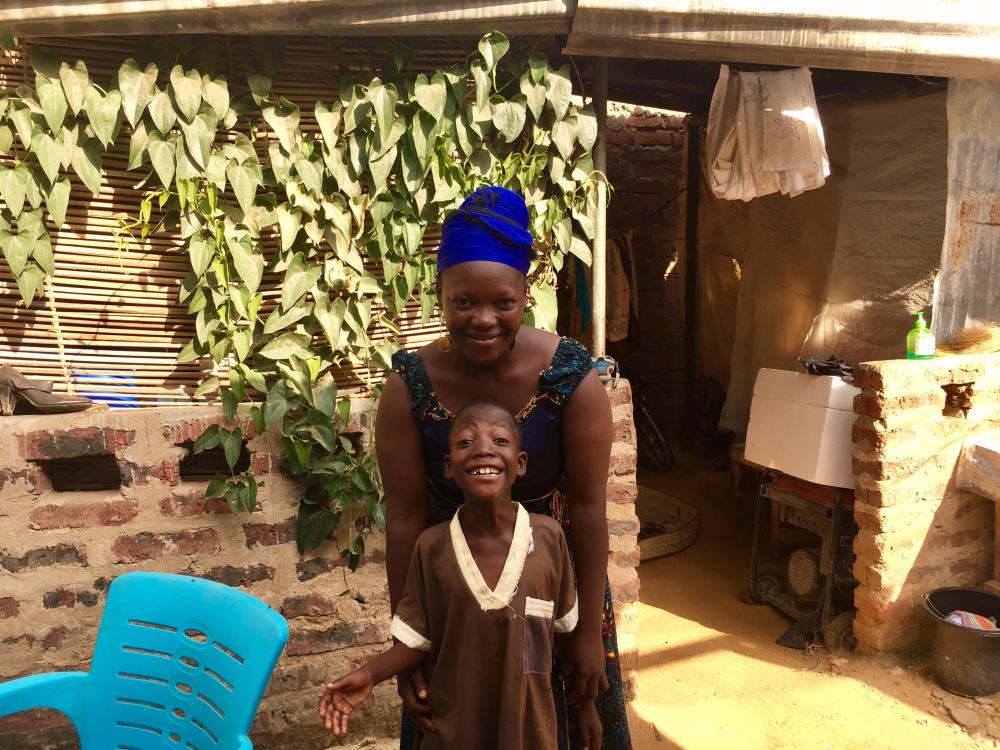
[552,529,579,634]
[538,337,595,407]
[390,539,433,652]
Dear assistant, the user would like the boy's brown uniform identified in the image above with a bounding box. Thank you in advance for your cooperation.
[391,503,578,750]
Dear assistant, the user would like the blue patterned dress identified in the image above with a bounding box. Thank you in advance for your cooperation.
[391,336,632,750]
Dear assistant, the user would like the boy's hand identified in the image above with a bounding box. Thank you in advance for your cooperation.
[319,669,375,735]
[398,667,436,734]
[572,699,604,750]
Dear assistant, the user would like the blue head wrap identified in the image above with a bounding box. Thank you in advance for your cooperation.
[437,186,533,275]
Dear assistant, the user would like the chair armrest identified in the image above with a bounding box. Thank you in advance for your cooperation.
[0,671,88,721]
[238,736,254,750]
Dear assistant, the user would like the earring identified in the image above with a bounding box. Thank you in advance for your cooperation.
[509,335,518,352]
[438,334,453,353]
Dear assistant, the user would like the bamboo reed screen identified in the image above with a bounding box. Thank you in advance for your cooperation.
[0,35,483,407]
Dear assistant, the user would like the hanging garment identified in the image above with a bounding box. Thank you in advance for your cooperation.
[707,65,830,201]
[607,239,631,343]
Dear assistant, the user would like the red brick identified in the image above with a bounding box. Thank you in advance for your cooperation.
[296,555,346,582]
[112,533,166,563]
[352,619,390,646]
[163,416,257,446]
[607,478,637,505]
[171,528,222,555]
[609,447,637,477]
[111,528,220,563]
[42,625,69,650]
[123,461,181,487]
[0,596,19,618]
[606,129,633,146]
[281,593,341,619]
[626,113,662,129]
[197,563,274,587]
[29,499,139,530]
[612,547,641,569]
[0,544,86,572]
[159,488,231,517]
[250,452,288,475]
[20,427,133,461]
[287,622,355,656]
[634,131,674,146]
[243,518,296,548]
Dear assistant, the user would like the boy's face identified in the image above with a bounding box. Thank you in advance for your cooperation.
[444,405,527,503]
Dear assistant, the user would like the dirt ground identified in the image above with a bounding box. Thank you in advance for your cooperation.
[627,455,999,750]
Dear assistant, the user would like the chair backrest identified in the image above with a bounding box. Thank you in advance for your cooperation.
[77,572,288,750]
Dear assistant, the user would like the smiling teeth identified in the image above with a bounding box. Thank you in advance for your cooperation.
[471,468,501,476]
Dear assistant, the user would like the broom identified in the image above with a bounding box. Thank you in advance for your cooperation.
[938,321,1000,354]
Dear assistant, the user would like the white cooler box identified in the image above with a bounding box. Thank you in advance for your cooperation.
[745,368,861,489]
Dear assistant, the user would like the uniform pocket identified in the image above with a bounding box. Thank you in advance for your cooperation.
[523,597,554,675]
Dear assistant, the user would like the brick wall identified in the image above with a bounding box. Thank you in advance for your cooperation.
[851,354,999,653]
[598,105,688,436]
[0,380,639,747]
[606,380,641,700]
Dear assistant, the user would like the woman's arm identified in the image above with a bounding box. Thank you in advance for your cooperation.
[374,372,435,731]
[376,372,429,611]
[561,369,613,703]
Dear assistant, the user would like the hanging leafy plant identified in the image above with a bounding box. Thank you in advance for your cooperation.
[0,31,603,561]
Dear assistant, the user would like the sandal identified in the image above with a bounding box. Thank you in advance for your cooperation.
[0,364,93,416]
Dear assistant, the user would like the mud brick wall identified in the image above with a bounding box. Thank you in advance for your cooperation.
[606,380,641,701]
[851,354,999,653]
[0,403,399,750]
[606,105,688,437]
[0,380,640,747]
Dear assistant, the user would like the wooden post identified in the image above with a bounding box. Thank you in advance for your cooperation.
[592,57,608,358]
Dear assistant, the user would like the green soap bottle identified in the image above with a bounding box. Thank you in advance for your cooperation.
[906,311,935,360]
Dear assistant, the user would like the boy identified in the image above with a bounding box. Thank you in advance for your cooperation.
[319,399,603,749]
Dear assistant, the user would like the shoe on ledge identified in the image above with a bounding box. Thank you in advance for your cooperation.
[0,364,93,416]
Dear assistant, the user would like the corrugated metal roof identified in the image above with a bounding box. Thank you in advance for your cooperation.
[565,1,1000,80]
[1,0,573,37]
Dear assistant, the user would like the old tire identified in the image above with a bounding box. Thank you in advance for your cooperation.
[824,611,858,653]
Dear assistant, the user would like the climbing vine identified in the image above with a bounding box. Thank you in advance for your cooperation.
[0,32,601,560]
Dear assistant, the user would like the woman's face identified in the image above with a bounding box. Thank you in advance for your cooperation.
[439,261,527,365]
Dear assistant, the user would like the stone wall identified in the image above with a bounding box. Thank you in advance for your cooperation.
[0,380,639,747]
[851,354,999,653]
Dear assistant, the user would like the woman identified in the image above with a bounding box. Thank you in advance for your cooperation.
[376,186,632,750]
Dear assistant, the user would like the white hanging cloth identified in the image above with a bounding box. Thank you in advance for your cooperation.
[707,65,831,202]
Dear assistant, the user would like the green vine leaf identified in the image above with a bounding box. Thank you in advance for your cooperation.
[478,31,510,73]
[262,98,300,154]
[281,252,322,307]
[201,74,230,120]
[148,87,177,135]
[31,130,61,183]
[36,74,68,133]
[45,176,71,227]
[58,61,90,115]
[545,64,573,121]
[14,263,45,306]
[146,131,176,187]
[277,204,302,251]
[118,58,158,128]
[69,138,103,196]
[228,235,264,294]
[169,65,203,122]
[577,104,598,152]
[315,101,343,147]
[84,88,123,148]
[0,229,30,276]
[492,98,527,144]
[414,72,447,121]
[0,164,28,217]
[314,293,346,349]
[180,112,214,170]
[259,331,312,360]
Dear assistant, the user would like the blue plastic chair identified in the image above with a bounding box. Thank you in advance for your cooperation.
[0,571,289,750]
